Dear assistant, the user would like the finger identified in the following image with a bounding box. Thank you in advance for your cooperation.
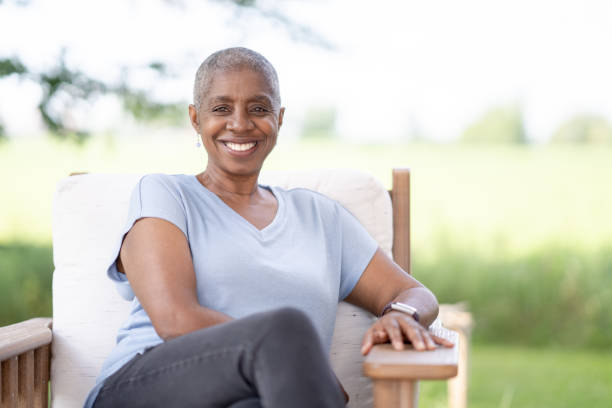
[396,317,426,351]
[382,319,404,350]
[374,329,388,342]
[421,330,437,350]
[431,334,455,348]
[361,325,390,355]
[361,329,374,355]
[409,327,426,351]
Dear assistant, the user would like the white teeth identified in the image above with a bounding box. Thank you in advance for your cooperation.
[225,142,257,152]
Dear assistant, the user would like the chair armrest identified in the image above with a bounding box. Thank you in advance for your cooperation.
[363,326,459,380]
[0,318,53,361]
[363,327,459,408]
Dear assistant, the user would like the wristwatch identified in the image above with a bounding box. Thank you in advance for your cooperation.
[380,301,420,322]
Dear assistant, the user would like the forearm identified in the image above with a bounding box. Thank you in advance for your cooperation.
[383,286,439,328]
[157,304,233,341]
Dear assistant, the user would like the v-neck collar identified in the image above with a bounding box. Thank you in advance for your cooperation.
[189,175,286,240]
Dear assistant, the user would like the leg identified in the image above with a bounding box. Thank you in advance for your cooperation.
[94,307,345,408]
[373,379,418,408]
[227,397,263,408]
[249,307,345,408]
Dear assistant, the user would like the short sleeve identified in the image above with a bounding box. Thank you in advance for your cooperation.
[337,203,379,300]
[106,174,188,300]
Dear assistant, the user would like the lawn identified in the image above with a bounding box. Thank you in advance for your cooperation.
[2,136,612,254]
[1,135,611,406]
[420,344,612,408]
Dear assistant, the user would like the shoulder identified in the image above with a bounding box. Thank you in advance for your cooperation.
[138,173,184,189]
[277,186,336,204]
[134,174,196,209]
[275,187,341,216]
[137,173,194,195]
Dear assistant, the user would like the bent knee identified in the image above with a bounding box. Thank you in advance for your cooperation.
[262,307,318,339]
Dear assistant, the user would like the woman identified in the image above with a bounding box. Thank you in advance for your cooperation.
[85,47,452,408]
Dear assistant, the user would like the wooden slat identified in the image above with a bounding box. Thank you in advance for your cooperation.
[18,350,34,408]
[34,345,50,408]
[373,379,418,408]
[1,356,19,408]
[0,318,52,361]
[391,168,411,273]
[447,329,470,408]
[364,328,459,380]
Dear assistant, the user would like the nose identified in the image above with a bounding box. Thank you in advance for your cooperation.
[226,109,254,133]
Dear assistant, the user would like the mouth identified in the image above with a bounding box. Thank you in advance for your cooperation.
[220,140,259,155]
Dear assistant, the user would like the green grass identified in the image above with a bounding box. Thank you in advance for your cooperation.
[0,243,52,324]
[1,137,611,344]
[420,344,612,408]
[2,137,612,253]
[416,242,612,348]
[1,136,611,406]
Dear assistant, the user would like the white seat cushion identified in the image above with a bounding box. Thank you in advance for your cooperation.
[51,169,392,407]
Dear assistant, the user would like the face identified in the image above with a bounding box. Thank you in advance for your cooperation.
[189,68,284,178]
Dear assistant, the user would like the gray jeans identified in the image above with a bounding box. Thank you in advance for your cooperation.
[93,307,346,408]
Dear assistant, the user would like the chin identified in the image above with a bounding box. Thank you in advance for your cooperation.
[223,163,263,177]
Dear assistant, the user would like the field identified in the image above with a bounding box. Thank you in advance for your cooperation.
[420,344,612,408]
[2,136,612,252]
[1,135,611,405]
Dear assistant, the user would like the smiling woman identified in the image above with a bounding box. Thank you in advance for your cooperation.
[188,48,285,232]
[190,69,283,182]
[84,47,451,408]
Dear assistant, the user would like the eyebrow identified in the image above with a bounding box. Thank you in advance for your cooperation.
[208,95,273,105]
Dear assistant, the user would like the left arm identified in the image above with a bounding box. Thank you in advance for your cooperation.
[344,248,454,355]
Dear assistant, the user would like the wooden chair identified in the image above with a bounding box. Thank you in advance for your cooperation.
[0,168,471,408]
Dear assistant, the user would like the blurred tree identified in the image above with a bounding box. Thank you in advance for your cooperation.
[0,0,328,141]
[461,104,527,144]
[550,114,612,144]
[301,106,337,140]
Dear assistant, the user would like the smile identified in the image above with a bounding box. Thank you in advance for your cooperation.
[222,141,258,152]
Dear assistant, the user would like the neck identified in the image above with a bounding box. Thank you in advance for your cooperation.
[197,166,260,199]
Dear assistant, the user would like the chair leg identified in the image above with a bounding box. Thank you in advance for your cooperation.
[1,356,19,408]
[447,327,470,408]
[373,379,419,408]
[18,350,35,407]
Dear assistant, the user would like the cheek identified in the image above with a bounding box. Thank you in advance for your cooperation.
[259,118,279,137]
[201,117,225,137]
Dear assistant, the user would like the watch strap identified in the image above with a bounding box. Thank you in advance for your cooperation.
[380,301,420,322]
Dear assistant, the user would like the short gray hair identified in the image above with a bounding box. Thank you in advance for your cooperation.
[193,47,280,109]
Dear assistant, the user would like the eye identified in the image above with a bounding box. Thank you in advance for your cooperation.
[212,105,230,113]
[251,105,270,113]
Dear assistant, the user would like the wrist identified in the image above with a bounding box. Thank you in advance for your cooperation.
[379,301,420,322]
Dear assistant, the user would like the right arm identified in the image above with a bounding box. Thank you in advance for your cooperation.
[118,217,232,341]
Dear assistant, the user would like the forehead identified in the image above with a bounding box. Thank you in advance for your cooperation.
[203,68,276,102]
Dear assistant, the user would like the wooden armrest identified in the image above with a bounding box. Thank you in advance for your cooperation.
[363,327,459,408]
[0,318,53,361]
[363,326,459,380]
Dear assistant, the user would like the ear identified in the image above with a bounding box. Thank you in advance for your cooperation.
[188,104,200,133]
[278,107,285,128]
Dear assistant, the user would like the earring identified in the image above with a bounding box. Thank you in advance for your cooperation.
[196,135,201,147]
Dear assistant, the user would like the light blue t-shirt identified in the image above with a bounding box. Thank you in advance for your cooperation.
[84,173,378,407]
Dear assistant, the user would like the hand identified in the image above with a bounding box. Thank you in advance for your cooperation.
[360,311,454,355]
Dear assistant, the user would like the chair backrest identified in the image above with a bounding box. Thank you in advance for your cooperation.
[51,169,394,407]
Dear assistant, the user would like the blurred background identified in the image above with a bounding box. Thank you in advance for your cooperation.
[1,0,611,406]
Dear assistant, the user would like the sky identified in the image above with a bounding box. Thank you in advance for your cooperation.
[1,0,611,142]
